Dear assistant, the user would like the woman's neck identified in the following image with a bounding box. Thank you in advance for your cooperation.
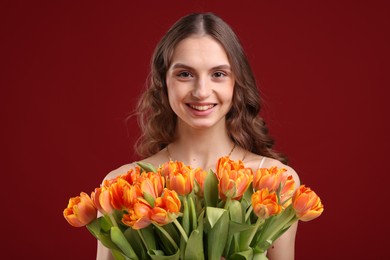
[168,121,235,170]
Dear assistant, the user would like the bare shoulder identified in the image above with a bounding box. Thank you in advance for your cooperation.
[244,153,301,186]
[264,157,300,186]
[103,150,168,183]
[103,163,137,182]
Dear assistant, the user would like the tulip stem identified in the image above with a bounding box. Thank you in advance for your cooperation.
[243,217,264,250]
[224,197,232,210]
[108,214,118,227]
[173,219,188,243]
[153,223,178,250]
[137,230,149,251]
[264,207,296,241]
[189,196,197,231]
[245,206,253,222]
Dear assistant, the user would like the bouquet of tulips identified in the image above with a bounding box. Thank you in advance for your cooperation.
[63,156,323,260]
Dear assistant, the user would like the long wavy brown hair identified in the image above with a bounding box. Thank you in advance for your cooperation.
[134,12,287,164]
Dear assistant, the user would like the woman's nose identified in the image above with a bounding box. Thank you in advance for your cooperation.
[192,78,212,99]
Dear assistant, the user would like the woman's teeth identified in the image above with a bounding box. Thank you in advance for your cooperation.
[189,104,215,111]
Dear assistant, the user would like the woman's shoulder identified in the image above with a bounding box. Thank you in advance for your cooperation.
[103,163,137,182]
[102,151,168,182]
[244,153,300,186]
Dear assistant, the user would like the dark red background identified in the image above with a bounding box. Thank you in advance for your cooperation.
[2,1,389,259]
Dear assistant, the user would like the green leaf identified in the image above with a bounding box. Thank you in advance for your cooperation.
[148,249,180,260]
[86,217,103,239]
[111,226,139,260]
[149,250,165,256]
[97,233,119,250]
[162,223,180,245]
[101,215,114,232]
[204,170,219,207]
[205,207,226,229]
[252,216,274,247]
[111,249,131,260]
[206,207,229,260]
[188,195,198,231]
[154,224,178,255]
[238,224,259,251]
[224,200,244,256]
[228,221,254,235]
[123,228,147,260]
[180,196,190,259]
[229,249,254,260]
[242,183,254,210]
[254,206,297,251]
[143,191,155,207]
[229,200,244,223]
[181,196,190,235]
[184,211,205,260]
[139,225,157,250]
[86,217,120,251]
[136,161,157,173]
[256,240,273,252]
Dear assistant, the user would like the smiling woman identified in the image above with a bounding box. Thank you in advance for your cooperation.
[166,36,235,130]
[96,12,301,260]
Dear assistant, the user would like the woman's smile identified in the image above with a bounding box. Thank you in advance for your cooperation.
[185,103,217,117]
[187,103,216,111]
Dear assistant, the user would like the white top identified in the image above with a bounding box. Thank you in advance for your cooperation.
[258,156,266,168]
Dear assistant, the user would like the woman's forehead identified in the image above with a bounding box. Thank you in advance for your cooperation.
[169,36,230,70]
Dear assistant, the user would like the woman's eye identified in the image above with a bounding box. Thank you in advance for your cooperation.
[177,71,192,78]
[213,71,226,78]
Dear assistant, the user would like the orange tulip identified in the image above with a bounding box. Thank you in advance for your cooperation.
[124,184,143,208]
[280,175,295,205]
[63,192,97,227]
[158,189,181,212]
[161,161,194,196]
[139,171,165,199]
[159,160,180,177]
[194,168,208,197]
[120,167,141,185]
[216,157,252,200]
[215,156,246,180]
[251,189,282,219]
[150,207,171,225]
[110,178,142,210]
[102,167,140,188]
[122,198,152,229]
[91,186,114,215]
[253,167,288,192]
[151,188,181,225]
[292,185,324,222]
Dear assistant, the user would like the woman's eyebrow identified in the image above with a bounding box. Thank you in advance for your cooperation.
[170,63,231,71]
[170,63,193,70]
[212,65,232,71]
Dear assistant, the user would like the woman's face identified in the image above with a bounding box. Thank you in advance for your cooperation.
[166,35,235,131]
